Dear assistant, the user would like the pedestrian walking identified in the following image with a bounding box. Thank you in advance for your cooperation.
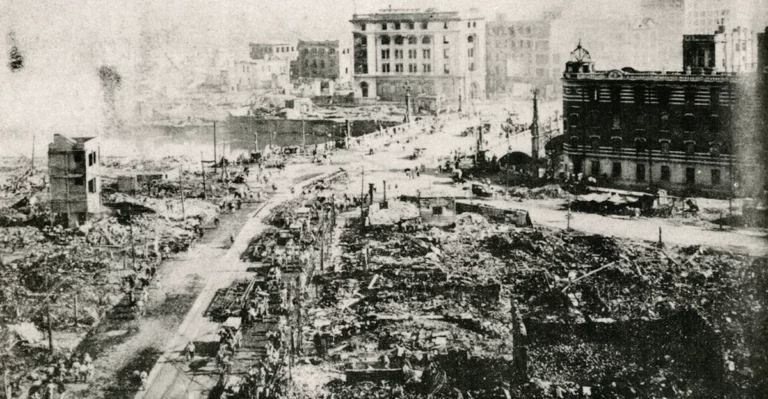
[79,362,89,383]
[135,299,145,317]
[139,370,148,391]
[185,341,196,362]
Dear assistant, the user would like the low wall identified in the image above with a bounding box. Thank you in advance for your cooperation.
[227,117,400,151]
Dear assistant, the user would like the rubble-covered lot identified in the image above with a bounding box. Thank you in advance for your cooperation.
[292,211,768,398]
[0,155,270,396]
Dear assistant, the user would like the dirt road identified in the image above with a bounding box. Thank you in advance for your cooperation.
[134,170,341,399]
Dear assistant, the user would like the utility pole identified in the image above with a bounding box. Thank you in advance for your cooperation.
[505,124,511,195]
[201,152,207,200]
[179,167,186,219]
[31,135,35,170]
[45,273,53,353]
[74,294,78,328]
[531,88,540,163]
[360,166,365,233]
[213,122,218,175]
[46,302,53,353]
[302,121,306,153]
[129,204,135,268]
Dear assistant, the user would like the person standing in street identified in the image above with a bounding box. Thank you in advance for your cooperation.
[185,341,196,362]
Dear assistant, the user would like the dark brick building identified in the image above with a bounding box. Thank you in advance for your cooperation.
[561,42,762,196]
[296,40,340,80]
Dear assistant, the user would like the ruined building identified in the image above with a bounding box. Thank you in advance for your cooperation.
[560,40,761,196]
[48,134,101,227]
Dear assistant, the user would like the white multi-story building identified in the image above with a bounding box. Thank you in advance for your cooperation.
[226,57,291,92]
[684,0,757,34]
[350,8,486,111]
[249,42,299,62]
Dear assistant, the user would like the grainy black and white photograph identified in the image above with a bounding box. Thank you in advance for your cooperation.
[1,0,768,398]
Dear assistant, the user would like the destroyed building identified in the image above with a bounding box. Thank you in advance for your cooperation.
[48,134,101,227]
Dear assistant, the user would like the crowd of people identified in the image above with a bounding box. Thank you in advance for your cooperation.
[26,353,94,398]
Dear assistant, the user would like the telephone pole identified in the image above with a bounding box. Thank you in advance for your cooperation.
[213,122,218,175]
[531,88,540,162]
[360,166,365,233]
[179,167,186,219]
[201,152,207,200]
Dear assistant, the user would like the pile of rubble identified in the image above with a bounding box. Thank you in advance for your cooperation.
[292,209,766,398]
[508,184,571,200]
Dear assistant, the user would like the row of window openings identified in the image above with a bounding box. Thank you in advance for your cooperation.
[578,86,721,106]
[490,25,535,37]
[242,65,282,73]
[381,63,434,73]
[382,49,430,59]
[493,40,537,49]
[568,113,722,134]
[593,162,721,185]
[72,177,98,193]
[362,21,478,31]
[584,138,721,156]
[303,60,335,68]
[301,47,337,55]
[379,35,474,46]
[73,152,98,167]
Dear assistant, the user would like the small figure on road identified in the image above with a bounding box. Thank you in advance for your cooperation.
[185,341,196,362]
[79,362,89,383]
[139,370,148,391]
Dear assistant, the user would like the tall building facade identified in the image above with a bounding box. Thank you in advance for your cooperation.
[350,8,486,110]
[296,40,342,80]
[49,135,101,228]
[560,43,759,196]
[683,26,758,73]
[684,0,756,35]
[485,14,561,98]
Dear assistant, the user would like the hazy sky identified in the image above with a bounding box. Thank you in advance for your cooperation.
[0,0,663,140]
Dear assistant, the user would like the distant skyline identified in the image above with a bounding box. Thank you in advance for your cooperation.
[1,0,763,139]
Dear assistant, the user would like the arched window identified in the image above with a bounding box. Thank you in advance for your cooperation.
[319,60,325,68]
[408,36,417,45]
[394,35,404,45]
[311,60,317,68]
[421,36,431,44]
[569,113,580,129]
[468,35,474,43]
[381,35,390,45]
